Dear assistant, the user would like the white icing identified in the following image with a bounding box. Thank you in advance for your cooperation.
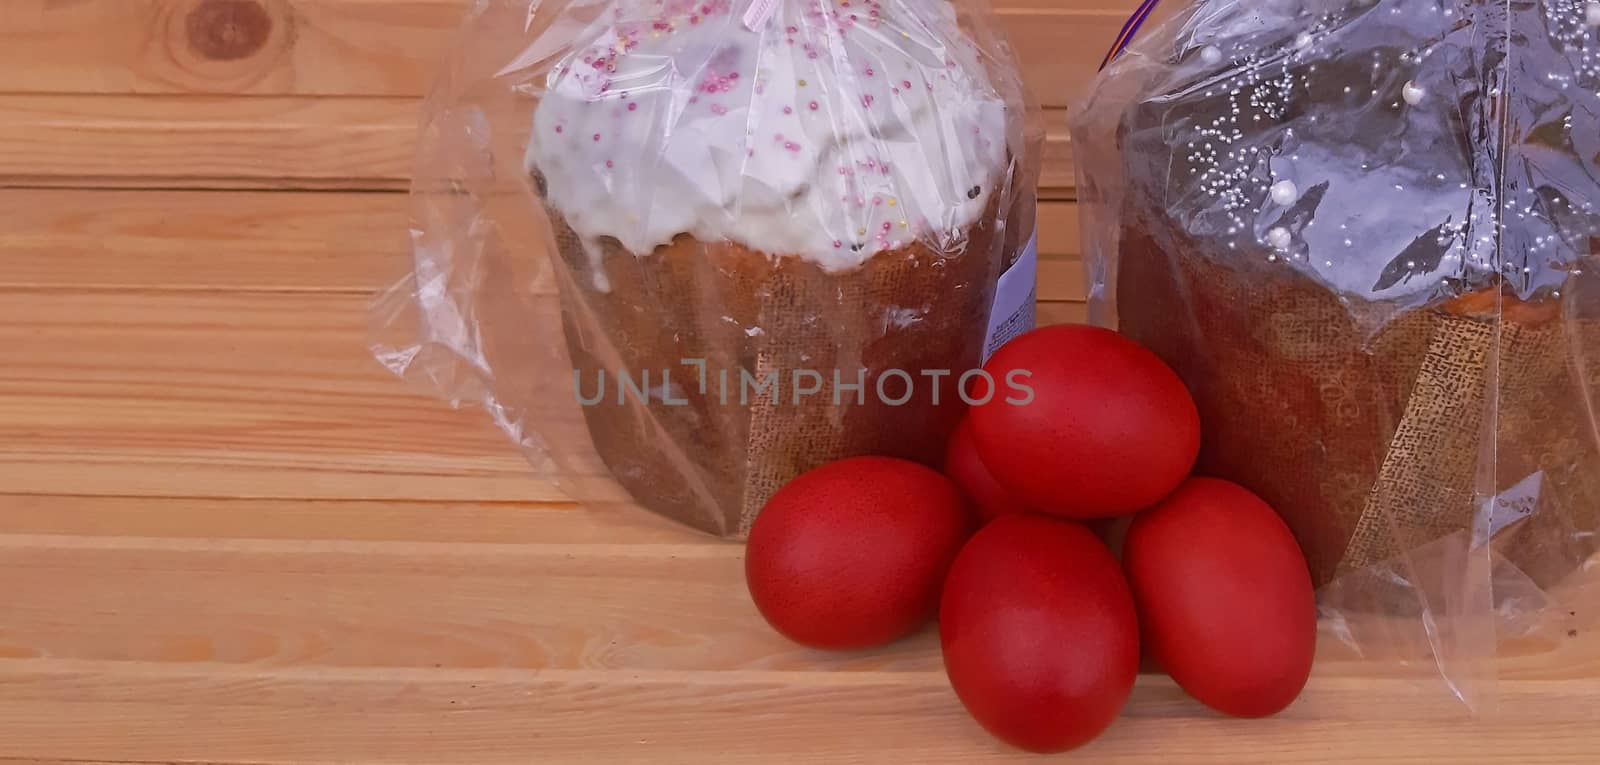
[1402,80,1425,105]
[526,0,1009,272]
[1269,179,1298,205]
[1267,226,1292,250]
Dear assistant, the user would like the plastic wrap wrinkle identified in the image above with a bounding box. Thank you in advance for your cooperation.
[1073,0,1600,709]
[375,0,1039,538]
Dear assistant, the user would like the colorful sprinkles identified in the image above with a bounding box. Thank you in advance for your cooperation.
[540,0,1001,255]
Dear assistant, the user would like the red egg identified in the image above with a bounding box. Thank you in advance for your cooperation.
[745,456,972,651]
[969,324,1200,518]
[1123,477,1316,717]
[943,415,1030,523]
[940,513,1140,753]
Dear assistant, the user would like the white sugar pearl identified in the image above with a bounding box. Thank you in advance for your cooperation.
[1587,3,1600,26]
[1295,32,1314,49]
[1270,179,1299,205]
[1402,80,1425,105]
[1201,45,1222,65]
[1267,227,1292,250]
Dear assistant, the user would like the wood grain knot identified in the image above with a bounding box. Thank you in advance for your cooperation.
[185,0,273,61]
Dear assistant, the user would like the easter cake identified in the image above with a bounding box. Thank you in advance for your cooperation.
[1091,0,1600,587]
[526,0,1034,535]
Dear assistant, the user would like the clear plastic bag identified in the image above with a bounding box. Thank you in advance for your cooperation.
[373,0,1040,536]
[1072,0,1600,708]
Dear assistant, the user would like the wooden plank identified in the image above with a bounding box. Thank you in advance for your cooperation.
[0,287,1086,501]
[1038,299,1089,326]
[1,494,1591,673]
[2,0,1132,107]
[0,290,554,502]
[1038,260,1087,302]
[0,641,1592,763]
[1,495,695,546]
[1038,199,1089,301]
[0,659,1591,764]
[0,502,1593,763]
[0,4,1097,191]
[0,3,1095,193]
[1000,8,1126,109]
[0,189,1087,298]
[0,189,405,292]
[0,0,466,97]
[1039,199,1083,257]
[0,529,921,675]
[0,94,415,190]
[1040,108,1076,195]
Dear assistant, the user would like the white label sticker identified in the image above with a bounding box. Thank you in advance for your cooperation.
[1481,471,1542,541]
[982,228,1038,363]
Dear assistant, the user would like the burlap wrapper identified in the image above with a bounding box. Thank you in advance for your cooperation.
[543,191,1023,537]
[1117,219,1600,594]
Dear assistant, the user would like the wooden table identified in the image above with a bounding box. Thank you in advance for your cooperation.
[3,0,1599,762]
[3,273,1597,765]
